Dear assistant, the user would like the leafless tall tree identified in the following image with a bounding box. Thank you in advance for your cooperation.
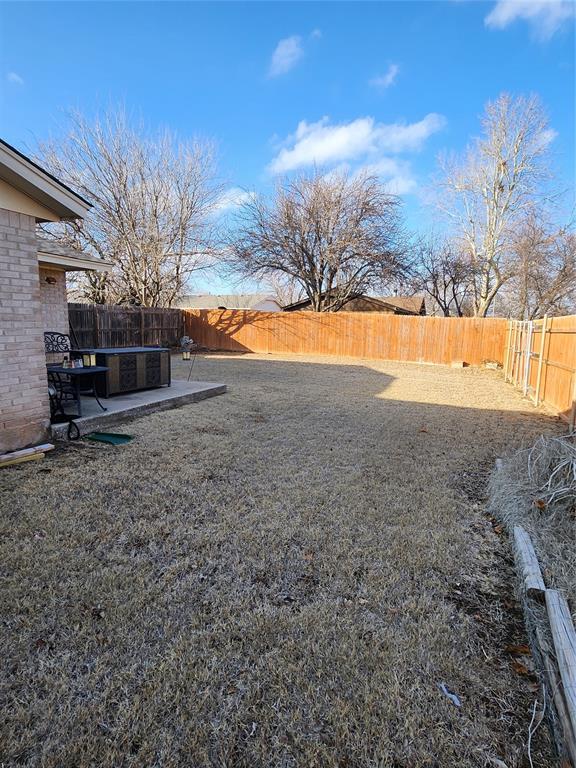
[499,213,576,319]
[39,109,222,306]
[411,238,475,316]
[227,170,408,311]
[436,94,556,316]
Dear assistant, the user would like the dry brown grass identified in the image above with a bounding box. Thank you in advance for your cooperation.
[0,353,564,767]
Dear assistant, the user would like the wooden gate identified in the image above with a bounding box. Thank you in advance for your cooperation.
[503,316,576,427]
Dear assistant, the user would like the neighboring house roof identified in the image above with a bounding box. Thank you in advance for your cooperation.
[373,295,427,315]
[282,293,361,311]
[37,237,112,273]
[283,292,426,315]
[0,138,91,222]
[177,293,281,310]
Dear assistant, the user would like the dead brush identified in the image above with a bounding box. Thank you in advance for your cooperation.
[528,432,576,514]
[489,431,576,609]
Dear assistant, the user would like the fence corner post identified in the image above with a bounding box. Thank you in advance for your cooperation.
[503,320,512,382]
[534,314,548,407]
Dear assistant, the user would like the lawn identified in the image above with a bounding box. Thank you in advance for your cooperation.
[0,354,562,767]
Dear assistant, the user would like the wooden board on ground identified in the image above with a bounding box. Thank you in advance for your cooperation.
[0,453,45,468]
[0,443,54,469]
[513,525,546,597]
[545,589,576,741]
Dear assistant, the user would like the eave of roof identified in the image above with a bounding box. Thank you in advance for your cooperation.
[37,241,112,273]
[0,139,91,221]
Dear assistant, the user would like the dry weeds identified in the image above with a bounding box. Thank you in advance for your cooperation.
[490,433,576,611]
[0,354,564,767]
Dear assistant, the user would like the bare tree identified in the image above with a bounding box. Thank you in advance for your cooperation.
[436,94,556,316]
[227,170,407,311]
[411,238,475,316]
[38,109,222,306]
[263,273,302,308]
[499,213,576,319]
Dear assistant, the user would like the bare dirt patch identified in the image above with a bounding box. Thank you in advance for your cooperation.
[0,353,563,767]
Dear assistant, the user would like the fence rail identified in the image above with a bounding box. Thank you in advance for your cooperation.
[504,315,576,427]
[68,303,183,349]
[184,309,508,367]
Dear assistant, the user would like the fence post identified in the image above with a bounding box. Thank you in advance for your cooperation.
[94,305,100,348]
[511,321,519,385]
[503,321,512,382]
[518,320,526,389]
[140,308,145,346]
[570,374,576,432]
[534,315,547,406]
[523,321,533,396]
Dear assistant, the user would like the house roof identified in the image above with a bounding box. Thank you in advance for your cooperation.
[282,292,364,311]
[373,295,426,315]
[37,237,112,272]
[177,293,280,310]
[0,139,91,222]
[283,291,426,314]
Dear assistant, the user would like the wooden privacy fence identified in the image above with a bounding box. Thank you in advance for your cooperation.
[184,309,508,367]
[68,303,184,348]
[504,315,576,427]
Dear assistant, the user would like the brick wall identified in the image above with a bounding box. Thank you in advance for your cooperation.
[0,208,50,452]
[39,265,70,364]
[39,266,69,335]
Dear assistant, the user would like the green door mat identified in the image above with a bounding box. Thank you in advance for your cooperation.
[85,432,134,445]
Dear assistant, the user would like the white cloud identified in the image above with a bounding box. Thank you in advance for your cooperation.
[6,71,24,86]
[214,187,254,213]
[310,28,322,39]
[369,64,400,89]
[357,158,418,195]
[537,127,558,148]
[269,113,446,173]
[485,0,575,39]
[269,36,304,77]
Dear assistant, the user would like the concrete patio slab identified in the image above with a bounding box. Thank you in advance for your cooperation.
[49,379,226,440]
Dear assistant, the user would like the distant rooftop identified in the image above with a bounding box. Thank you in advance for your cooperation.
[176,293,280,310]
[375,295,426,315]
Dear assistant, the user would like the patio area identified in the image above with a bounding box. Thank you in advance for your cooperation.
[49,377,226,439]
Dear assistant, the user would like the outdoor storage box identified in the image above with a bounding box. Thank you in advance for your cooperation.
[78,347,171,397]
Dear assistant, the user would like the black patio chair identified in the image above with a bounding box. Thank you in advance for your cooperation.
[44,331,75,357]
[48,380,80,440]
[47,369,79,411]
[44,331,106,415]
[44,331,80,412]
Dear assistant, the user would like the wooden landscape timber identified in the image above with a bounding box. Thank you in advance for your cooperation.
[0,443,54,468]
[507,520,576,765]
[546,590,576,752]
[513,525,546,598]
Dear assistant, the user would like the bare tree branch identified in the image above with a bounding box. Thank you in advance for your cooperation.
[226,169,408,311]
[38,108,222,306]
[434,94,557,316]
[411,237,475,316]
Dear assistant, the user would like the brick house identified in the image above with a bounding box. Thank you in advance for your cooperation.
[0,139,111,453]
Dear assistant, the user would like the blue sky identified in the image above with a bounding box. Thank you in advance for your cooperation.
[1,0,574,291]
